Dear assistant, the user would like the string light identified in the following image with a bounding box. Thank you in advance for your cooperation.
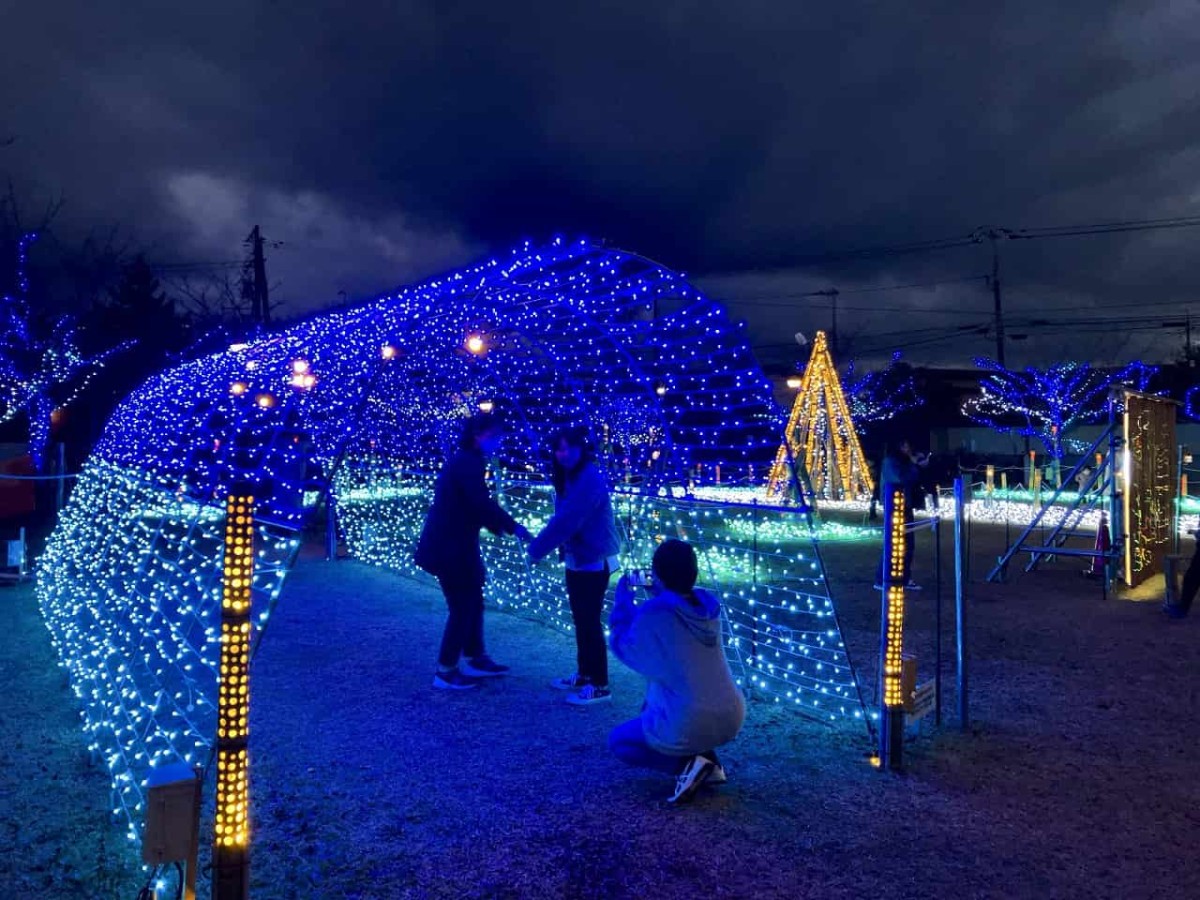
[0,231,130,469]
[844,350,921,428]
[36,238,870,844]
[963,357,1156,459]
[768,331,873,500]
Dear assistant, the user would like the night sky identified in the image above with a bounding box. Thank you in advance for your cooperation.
[4,2,1200,367]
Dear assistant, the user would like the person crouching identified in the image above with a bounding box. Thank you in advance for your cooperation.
[608,539,746,804]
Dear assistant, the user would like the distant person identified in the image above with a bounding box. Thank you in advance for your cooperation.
[415,414,531,690]
[868,455,882,522]
[608,539,745,804]
[874,439,928,591]
[527,425,622,706]
[1165,527,1200,619]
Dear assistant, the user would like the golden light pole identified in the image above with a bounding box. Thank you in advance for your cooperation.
[214,492,254,898]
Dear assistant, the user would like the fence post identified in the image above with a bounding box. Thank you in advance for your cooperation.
[933,514,942,727]
[1177,444,1186,555]
[878,487,907,770]
[750,499,759,671]
[214,491,254,899]
[325,499,338,561]
[954,477,968,731]
[56,442,66,511]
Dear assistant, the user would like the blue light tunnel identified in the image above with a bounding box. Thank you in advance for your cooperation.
[36,238,865,841]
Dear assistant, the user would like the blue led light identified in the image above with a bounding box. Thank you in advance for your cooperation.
[1,231,129,469]
[963,357,1157,458]
[844,350,922,427]
[37,239,867,840]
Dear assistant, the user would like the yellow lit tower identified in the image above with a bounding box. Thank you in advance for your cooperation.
[767,330,873,500]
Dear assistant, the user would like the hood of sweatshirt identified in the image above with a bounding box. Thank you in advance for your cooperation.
[658,587,721,647]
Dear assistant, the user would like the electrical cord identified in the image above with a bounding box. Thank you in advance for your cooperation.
[133,861,185,900]
[134,865,160,900]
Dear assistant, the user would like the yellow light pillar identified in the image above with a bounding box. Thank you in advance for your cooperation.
[878,487,907,770]
[214,493,253,899]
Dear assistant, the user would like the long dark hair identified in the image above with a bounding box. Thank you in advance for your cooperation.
[459,413,503,451]
[549,425,594,494]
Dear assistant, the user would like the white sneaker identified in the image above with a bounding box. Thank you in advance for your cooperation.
[708,764,728,785]
[432,668,479,691]
[669,755,715,804]
[565,684,611,706]
[551,673,588,690]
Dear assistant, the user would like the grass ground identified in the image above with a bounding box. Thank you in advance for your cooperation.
[2,521,1198,898]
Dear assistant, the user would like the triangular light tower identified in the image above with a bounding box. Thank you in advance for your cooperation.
[768,330,873,500]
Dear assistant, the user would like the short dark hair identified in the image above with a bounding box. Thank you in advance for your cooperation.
[460,413,503,450]
[652,539,699,594]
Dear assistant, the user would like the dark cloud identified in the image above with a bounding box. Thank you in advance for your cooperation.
[4,1,1200,365]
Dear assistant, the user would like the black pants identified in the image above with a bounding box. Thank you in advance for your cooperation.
[1179,547,1200,613]
[566,565,612,687]
[436,575,486,668]
[878,507,916,584]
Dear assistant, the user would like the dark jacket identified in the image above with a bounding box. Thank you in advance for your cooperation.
[414,449,518,585]
[881,451,923,511]
[527,461,621,568]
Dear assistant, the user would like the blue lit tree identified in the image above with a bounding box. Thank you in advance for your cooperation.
[0,233,129,469]
[843,351,921,430]
[1186,384,1199,420]
[962,357,1157,459]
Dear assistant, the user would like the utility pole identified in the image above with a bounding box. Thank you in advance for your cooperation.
[831,288,839,357]
[807,288,840,356]
[973,227,1013,366]
[244,226,270,326]
[989,235,1004,366]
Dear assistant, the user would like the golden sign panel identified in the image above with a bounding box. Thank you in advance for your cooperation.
[1123,393,1177,588]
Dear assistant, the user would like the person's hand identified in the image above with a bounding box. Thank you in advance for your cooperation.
[514,524,532,542]
[614,574,636,605]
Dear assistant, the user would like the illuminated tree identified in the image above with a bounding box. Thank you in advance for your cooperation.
[1186,384,1199,420]
[962,357,1156,459]
[844,351,922,429]
[0,233,129,469]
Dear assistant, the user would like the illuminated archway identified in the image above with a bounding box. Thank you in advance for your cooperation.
[37,239,866,841]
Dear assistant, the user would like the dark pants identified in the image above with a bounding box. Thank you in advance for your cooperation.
[436,575,485,668]
[1178,546,1200,614]
[566,565,612,686]
[879,507,916,584]
[609,718,684,774]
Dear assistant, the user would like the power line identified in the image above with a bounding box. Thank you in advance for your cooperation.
[739,300,987,316]
[728,213,1200,360]
[1010,215,1200,239]
[150,261,244,273]
[727,274,987,303]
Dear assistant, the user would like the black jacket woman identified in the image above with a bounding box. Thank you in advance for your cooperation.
[415,414,530,690]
